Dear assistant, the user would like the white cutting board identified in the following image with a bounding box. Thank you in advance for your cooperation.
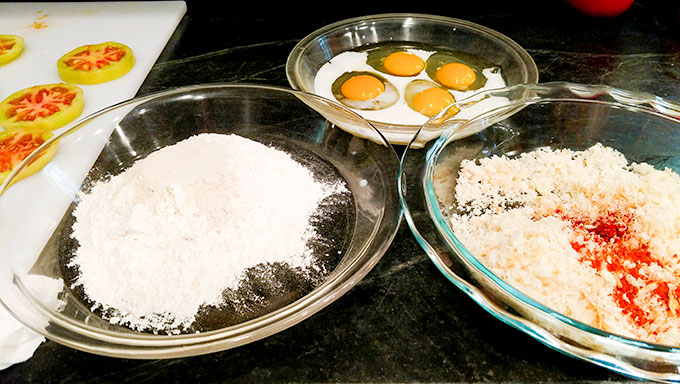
[0,1,187,126]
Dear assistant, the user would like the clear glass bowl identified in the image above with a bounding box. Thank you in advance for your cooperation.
[0,84,402,358]
[400,82,680,382]
[286,13,538,147]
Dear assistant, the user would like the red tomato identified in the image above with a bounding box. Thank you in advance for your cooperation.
[0,83,84,131]
[0,127,58,186]
[565,0,635,17]
[57,41,135,85]
[0,35,24,66]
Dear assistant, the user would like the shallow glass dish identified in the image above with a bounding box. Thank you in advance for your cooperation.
[0,84,401,358]
[286,13,538,147]
[400,82,680,382]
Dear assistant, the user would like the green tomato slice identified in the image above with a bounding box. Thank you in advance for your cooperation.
[57,41,135,85]
[0,83,85,131]
[0,127,58,186]
[0,35,24,66]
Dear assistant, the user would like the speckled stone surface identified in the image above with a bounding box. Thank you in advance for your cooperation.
[2,1,679,382]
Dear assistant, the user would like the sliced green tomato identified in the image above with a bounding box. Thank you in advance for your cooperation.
[0,83,85,131]
[0,35,24,66]
[0,127,58,186]
[57,41,135,85]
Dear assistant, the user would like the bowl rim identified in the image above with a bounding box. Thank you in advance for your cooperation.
[0,82,403,357]
[285,12,540,132]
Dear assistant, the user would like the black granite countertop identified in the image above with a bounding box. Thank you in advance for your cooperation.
[2,1,680,383]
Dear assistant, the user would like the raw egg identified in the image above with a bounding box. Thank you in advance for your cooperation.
[341,74,384,101]
[425,50,490,91]
[405,80,457,117]
[382,52,425,76]
[366,44,428,77]
[436,63,476,91]
[331,71,398,110]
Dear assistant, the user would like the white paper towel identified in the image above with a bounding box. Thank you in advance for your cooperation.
[1,275,65,370]
[0,308,45,370]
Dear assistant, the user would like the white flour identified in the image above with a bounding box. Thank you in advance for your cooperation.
[69,133,347,333]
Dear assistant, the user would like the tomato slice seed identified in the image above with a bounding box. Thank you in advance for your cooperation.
[0,41,16,51]
[64,45,128,71]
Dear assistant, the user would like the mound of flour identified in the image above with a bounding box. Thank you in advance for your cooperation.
[69,133,346,333]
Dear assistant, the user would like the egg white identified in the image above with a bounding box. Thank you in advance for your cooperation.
[313,48,507,126]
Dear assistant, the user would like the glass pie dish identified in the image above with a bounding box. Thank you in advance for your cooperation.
[400,81,680,382]
[286,13,538,147]
[0,84,402,358]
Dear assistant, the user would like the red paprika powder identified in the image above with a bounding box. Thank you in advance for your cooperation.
[557,210,677,329]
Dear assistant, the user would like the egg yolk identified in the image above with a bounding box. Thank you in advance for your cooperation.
[383,52,425,76]
[413,87,455,117]
[436,63,476,91]
[341,75,385,101]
